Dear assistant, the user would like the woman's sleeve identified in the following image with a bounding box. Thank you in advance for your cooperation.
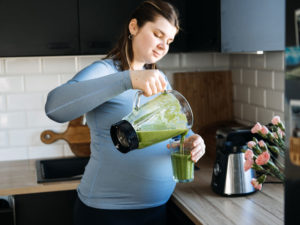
[45,61,132,123]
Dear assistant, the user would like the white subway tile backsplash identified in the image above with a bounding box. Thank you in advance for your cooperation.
[230,54,249,68]
[27,110,60,127]
[28,145,64,159]
[42,57,76,73]
[214,53,230,68]
[0,112,26,129]
[0,59,4,74]
[242,104,256,122]
[8,128,46,146]
[60,74,75,84]
[181,53,213,68]
[250,87,265,107]
[5,57,40,74]
[0,95,6,112]
[265,51,284,71]
[231,51,285,127]
[25,75,59,92]
[0,76,24,93]
[242,69,256,86]
[1,52,286,161]
[257,70,273,89]
[235,85,249,102]
[7,93,44,111]
[231,69,241,84]
[257,107,274,125]
[78,55,104,71]
[233,102,242,119]
[266,90,284,112]
[157,54,180,69]
[274,71,285,91]
[0,147,28,161]
[0,131,8,147]
[64,145,75,157]
[249,54,265,69]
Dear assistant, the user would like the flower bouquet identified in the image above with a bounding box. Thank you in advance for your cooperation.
[243,116,286,190]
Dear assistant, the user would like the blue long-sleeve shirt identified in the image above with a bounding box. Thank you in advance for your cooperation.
[45,59,191,209]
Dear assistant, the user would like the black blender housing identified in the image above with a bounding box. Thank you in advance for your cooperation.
[110,120,139,153]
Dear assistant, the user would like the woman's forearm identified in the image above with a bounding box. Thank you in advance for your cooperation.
[45,71,132,123]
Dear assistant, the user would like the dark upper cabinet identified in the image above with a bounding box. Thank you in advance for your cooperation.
[0,0,220,57]
[78,0,142,54]
[185,0,221,52]
[75,0,189,54]
[0,0,79,57]
[286,0,300,47]
[221,0,285,53]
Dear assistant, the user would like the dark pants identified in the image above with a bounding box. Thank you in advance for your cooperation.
[73,196,167,225]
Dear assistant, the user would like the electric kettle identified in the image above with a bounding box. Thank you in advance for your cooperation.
[110,90,193,153]
[211,126,257,196]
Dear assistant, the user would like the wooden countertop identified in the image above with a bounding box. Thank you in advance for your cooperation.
[0,159,79,196]
[0,157,283,225]
[172,157,284,225]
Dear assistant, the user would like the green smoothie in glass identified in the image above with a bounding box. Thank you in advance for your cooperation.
[170,134,194,183]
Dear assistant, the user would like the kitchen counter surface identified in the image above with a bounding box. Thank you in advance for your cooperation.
[0,157,283,225]
[0,159,80,195]
[172,157,284,225]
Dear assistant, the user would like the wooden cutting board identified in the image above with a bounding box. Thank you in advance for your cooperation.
[173,71,233,133]
[40,116,91,157]
[173,71,234,160]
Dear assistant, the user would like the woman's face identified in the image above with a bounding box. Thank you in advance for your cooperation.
[129,16,177,69]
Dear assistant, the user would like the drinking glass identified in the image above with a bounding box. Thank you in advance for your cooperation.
[169,138,194,183]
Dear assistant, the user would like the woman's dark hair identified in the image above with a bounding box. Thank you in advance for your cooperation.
[104,0,180,71]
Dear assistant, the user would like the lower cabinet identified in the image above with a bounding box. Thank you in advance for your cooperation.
[0,197,14,225]
[13,190,194,225]
[166,200,195,225]
[14,190,77,225]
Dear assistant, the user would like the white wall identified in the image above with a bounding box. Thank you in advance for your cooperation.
[0,51,285,161]
[0,53,229,161]
[230,52,285,126]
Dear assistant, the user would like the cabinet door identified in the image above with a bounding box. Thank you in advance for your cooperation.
[186,0,221,52]
[0,0,79,57]
[221,0,285,52]
[286,0,300,47]
[14,190,77,225]
[79,0,142,55]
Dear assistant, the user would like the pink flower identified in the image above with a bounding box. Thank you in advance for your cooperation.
[247,141,256,149]
[261,126,269,135]
[244,149,254,160]
[271,116,281,126]
[255,151,270,165]
[251,122,262,134]
[273,132,278,139]
[278,129,284,139]
[251,178,262,190]
[244,159,254,171]
[258,140,266,148]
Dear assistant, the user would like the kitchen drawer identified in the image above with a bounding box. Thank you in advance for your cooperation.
[14,190,77,225]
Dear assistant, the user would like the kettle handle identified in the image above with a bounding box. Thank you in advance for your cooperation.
[133,90,143,111]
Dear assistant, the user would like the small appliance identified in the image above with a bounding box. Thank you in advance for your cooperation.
[211,126,257,196]
[110,90,193,153]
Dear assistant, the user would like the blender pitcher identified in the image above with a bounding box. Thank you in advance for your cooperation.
[110,90,193,153]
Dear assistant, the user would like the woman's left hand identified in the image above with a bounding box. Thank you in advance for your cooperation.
[184,134,206,163]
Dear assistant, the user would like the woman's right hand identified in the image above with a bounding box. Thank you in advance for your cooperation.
[129,70,167,97]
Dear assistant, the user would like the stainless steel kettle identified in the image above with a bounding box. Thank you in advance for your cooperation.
[211,127,257,196]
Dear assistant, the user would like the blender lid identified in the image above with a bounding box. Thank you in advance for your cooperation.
[110,120,139,153]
